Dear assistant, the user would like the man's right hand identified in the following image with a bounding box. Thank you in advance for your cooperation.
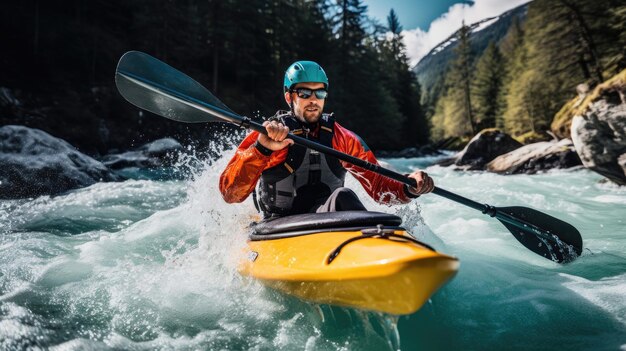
[257,120,294,151]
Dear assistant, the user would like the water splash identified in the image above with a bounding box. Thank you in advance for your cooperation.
[2,153,625,350]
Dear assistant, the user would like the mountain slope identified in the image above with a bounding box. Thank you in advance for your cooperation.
[413,3,529,107]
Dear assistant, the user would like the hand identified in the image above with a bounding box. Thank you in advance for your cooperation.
[258,120,294,151]
[407,170,434,195]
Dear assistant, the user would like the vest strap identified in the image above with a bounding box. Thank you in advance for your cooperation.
[284,163,294,173]
[256,112,346,217]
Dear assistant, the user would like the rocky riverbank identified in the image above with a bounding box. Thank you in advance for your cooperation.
[433,69,626,186]
[0,125,188,199]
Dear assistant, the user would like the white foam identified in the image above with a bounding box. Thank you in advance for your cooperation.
[591,195,626,205]
[561,273,626,326]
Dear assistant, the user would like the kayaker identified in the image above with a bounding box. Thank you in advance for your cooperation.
[219,61,434,218]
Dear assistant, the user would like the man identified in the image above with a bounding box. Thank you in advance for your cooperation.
[220,61,434,218]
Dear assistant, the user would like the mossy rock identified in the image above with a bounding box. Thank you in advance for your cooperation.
[551,69,626,139]
[445,136,471,151]
[433,136,472,151]
[514,131,552,144]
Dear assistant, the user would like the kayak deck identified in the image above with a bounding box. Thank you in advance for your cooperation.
[238,212,459,315]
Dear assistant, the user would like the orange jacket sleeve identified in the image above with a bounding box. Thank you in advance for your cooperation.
[219,132,269,203]
[332,122,414,205]
[219,131,291,203]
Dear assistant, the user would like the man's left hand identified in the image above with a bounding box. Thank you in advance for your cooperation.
[407,170,434,195]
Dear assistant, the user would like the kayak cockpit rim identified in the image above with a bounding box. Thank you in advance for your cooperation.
[248,225,406,241]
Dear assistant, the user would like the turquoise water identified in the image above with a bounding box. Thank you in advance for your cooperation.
[1,150,625,350]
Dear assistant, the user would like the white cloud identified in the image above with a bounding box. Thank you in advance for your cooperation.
[402,0,530,66]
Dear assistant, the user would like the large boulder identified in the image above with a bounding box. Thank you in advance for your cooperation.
[571,100,626,185]
[102,138,184,170]
[436,129,523,170]
[552,69,626,140]
[0,125,120,199]
[486,139,582,174]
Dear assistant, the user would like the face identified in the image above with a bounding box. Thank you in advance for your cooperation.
[285,82,326,124]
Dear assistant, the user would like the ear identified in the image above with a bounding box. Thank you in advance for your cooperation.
[284,91,292,104]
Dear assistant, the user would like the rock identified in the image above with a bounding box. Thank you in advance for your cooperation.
[571,100,626,185]
[0,125,120,199]
[551,69,626,139]
[486,139,582,174]
[437,129,523,170]
[0,87,20,108]
[619,154,626,178]
[102,138,183,170]
[515,130,554,144]
[551,86,588,139]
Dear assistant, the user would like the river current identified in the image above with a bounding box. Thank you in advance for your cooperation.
[1,149,625,350]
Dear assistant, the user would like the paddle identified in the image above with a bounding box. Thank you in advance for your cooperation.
[115,51,583,263]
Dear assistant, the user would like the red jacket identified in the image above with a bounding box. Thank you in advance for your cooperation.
[219,122,414,205]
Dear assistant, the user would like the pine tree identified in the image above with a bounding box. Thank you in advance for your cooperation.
[472,41,504,131]
[456,22,476,135]
[381,9,428,145]
[430,21,476,139]
[594,0,626,76]
[501,0,610,137]
[497,17,525,130]
[324,0,403,149]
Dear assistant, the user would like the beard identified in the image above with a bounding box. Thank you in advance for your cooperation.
[302,109,322,123]
[297,104,323,124]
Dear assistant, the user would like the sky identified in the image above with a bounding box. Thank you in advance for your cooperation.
[364,0,530,66]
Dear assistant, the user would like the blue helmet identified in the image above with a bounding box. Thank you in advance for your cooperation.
[283,61,329,92]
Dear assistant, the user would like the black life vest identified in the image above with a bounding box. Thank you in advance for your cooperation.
[256,111,346,217]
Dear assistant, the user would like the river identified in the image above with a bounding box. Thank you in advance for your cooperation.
[1,150,625,350]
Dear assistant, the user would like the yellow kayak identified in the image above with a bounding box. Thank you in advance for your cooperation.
[238,211,459,315]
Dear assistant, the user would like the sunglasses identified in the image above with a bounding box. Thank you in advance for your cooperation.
[290,87,328,100]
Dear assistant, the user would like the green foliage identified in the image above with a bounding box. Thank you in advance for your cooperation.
[325,0,399,149]
[415,4,528,122]
[472,41,504,130]
[322,1,427,149]
[379,8,428,146]
[514,131,552,145]
[430,22,476,139]
[501,0,618,137]
[424,0,626,142]
[497,17,525,130]
[598,1,626,76]
[0,0,430,151]
[551,68,626,138]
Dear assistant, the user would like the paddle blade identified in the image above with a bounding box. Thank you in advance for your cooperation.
[115,51,237,123]
[496,206,583,263]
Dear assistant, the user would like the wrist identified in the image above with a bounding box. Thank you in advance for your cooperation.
[403,183,420,198]
[254,140,274,156]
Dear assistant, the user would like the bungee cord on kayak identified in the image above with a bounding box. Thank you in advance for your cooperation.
[327,224,437,264]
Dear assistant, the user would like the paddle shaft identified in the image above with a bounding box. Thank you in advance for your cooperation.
[119,67,525,219]
[233,114,493,214]
[115,52,583,262]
